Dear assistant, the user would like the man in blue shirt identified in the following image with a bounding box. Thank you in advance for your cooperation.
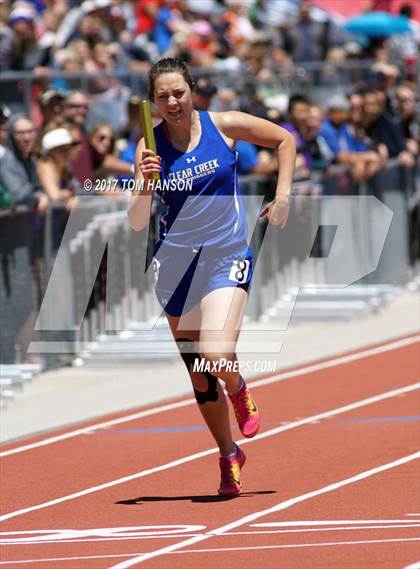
[319,95,382,182]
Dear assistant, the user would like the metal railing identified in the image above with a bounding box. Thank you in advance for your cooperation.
[0,60,385,115]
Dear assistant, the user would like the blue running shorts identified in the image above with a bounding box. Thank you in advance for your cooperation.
[153,245,253,317]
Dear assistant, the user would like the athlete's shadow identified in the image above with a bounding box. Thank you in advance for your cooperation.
[116,491,276,505]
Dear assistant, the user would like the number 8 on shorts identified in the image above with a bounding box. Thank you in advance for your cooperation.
[229,259,250,284]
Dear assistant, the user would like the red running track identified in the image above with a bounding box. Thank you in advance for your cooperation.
[0,334,419,569]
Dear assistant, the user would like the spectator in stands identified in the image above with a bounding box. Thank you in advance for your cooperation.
[88,121,123,185]
[394,84,419,157]
[231,100,278,177]
[37,127,80,208]
[388,3,419,80]
[213,87,240,112]
[362,89,415,168]
[63,90,132,185]
[120,95,142,148]
[153,0,190,55]
[38,7,63,52]
[89,122,117,157]
[188,19,219,67]
[222,0,255,48]
[135,0,162,38]
[243,35,272,79]
[348,90,387,171]
[74,11,106,46]
[301,104,329,172]
[270,45,294,78]
[281,94,311,174]
[85,40,123,94]
[319,95,382,181]
[236,139,278,176]
[248,0,267,30]
[349,91,364,133]
[0,104,12,208]
[39,89,66,128]
[51,47,84,92]
[281,0,331,63]
[0,115,48,212]
[0,104,11,147]
[321,47,347,87]
[370,62,400,117]
[192,78,217,111]
[67,39,91,69]
[0,6,45,71]
[281,94,310,145]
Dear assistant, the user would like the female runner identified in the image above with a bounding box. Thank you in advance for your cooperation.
[128,58,296,497]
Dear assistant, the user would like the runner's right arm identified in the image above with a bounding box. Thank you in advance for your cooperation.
[127,137,161,232]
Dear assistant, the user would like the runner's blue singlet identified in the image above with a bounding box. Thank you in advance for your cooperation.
[154,110,249,253]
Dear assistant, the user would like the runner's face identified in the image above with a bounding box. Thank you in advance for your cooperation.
[153,73,193,125]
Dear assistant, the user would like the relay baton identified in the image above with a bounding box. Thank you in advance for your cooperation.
[139,99,160,181]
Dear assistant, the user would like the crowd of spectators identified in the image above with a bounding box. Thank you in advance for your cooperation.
[1,0,418,75]
[0,0,418,248]
[1,0,418,106]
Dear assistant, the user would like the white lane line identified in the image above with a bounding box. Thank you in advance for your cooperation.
[0,553,141,565]
[0,399,196,458]
[1,382,418,524]
[404,562,420,569]
[2,524,420,546]
[406,514,420,516]
[180,537,420,553]
[1,538,420,565]
[228,524,420,535]
[252,520,420,527]
[2,523,420,545]
[109,451,420,568]
[1,334,418,458]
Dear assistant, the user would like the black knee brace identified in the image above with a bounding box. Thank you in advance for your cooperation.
[176,338,219,404]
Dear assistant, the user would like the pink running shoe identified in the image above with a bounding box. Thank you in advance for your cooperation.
[218,444,246,497]
[228,380,260,438]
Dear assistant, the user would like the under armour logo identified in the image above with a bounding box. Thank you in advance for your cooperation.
[186,156,197,163]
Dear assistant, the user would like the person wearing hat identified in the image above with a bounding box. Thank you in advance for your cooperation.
[37,127,80,208]
[318,94,382,182]
[0,6,45,72]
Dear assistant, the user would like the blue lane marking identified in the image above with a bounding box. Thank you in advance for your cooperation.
[98,426,208,434]
[93,416,420,434]
[324,415,420,424]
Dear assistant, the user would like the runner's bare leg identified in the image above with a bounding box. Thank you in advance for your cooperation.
[166,306,235,457]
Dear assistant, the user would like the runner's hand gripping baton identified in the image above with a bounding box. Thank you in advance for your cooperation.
[139,99,160,181]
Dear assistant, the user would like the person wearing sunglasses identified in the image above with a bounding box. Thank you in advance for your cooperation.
[63,90,132,187]
[88,122,116,156]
